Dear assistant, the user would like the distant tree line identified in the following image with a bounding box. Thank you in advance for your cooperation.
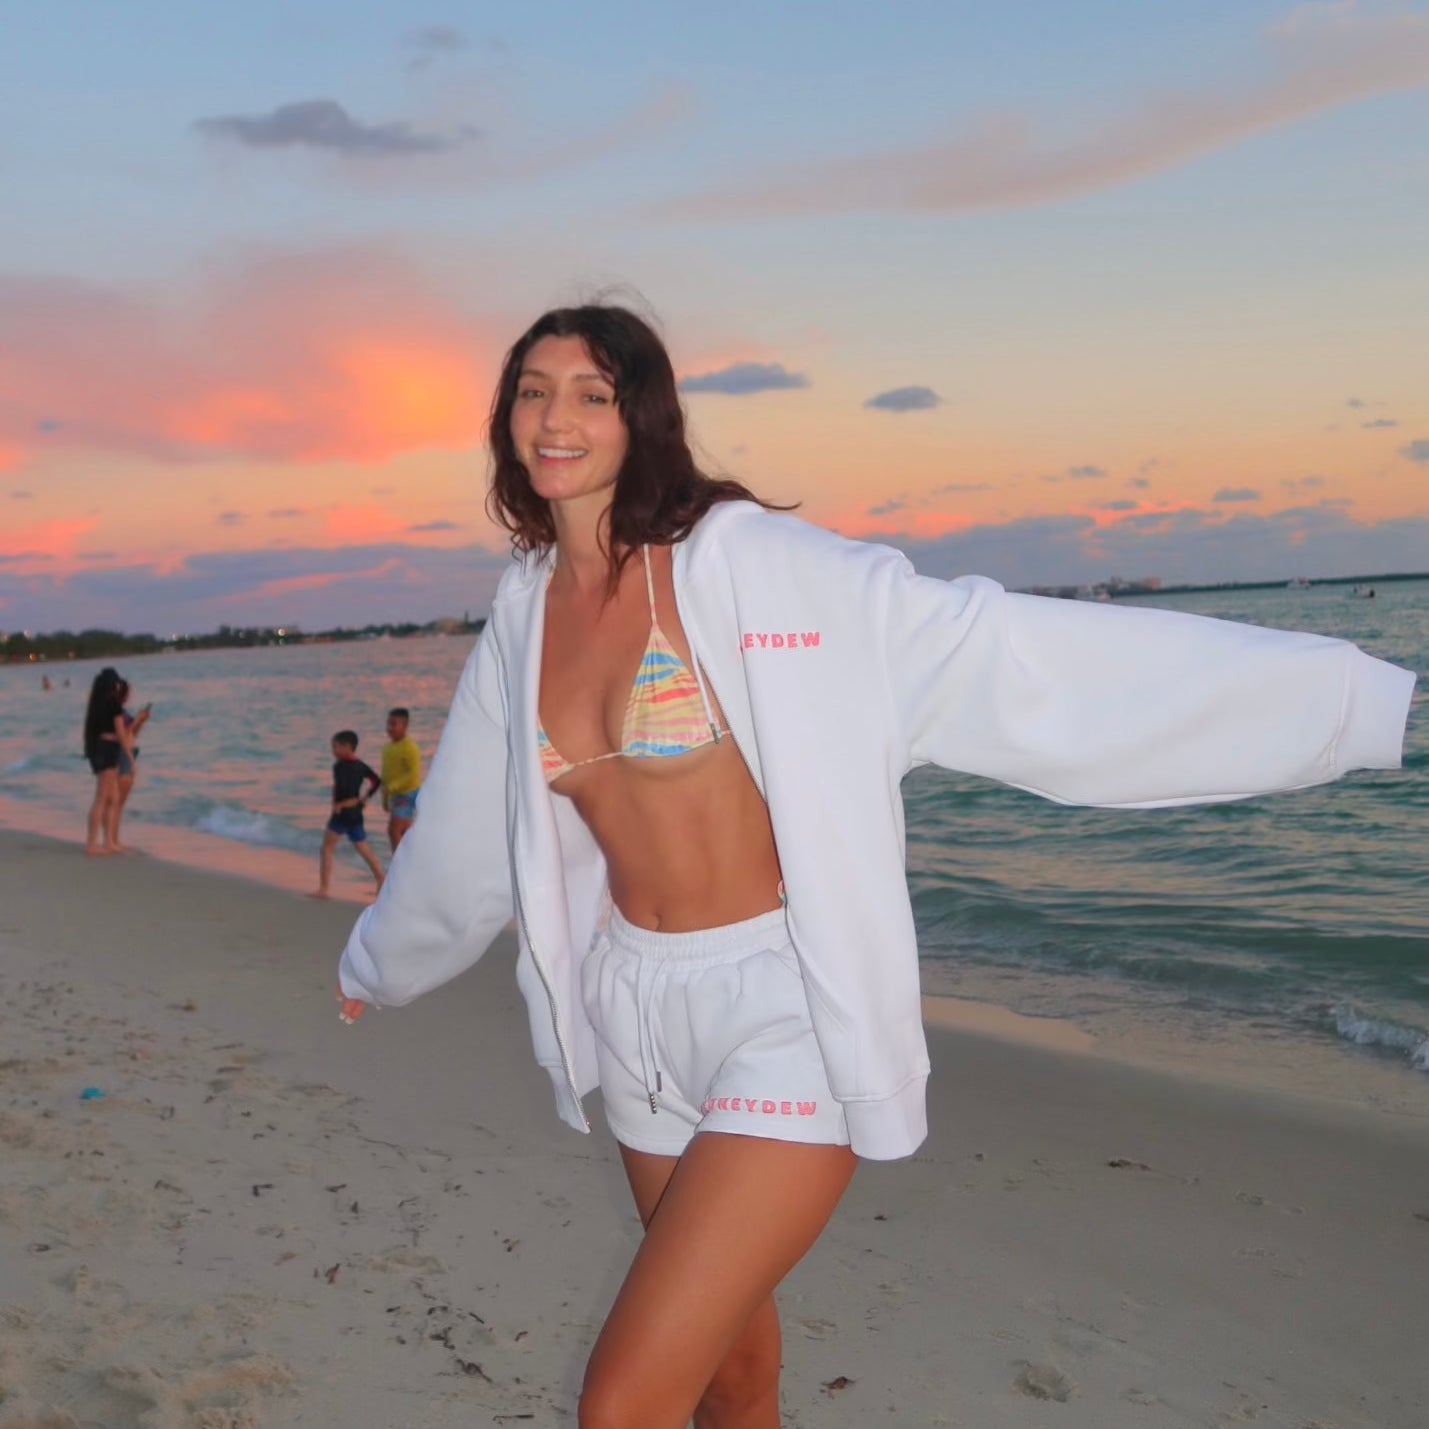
[2,617,486,664]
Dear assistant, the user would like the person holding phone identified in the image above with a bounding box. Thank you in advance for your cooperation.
[113,679,152,852]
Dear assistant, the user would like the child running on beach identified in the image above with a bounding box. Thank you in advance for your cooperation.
[316,730,384,899]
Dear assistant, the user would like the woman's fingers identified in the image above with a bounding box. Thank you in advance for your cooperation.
[336,989,369,1024]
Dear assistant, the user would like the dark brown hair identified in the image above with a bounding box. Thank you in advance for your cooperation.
[486,305,787,584]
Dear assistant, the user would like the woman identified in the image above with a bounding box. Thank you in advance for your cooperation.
[338,305,1415,1428]
[83,667,134,856]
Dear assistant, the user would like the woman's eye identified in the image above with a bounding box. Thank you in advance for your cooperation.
[584,392,612,405]
[518,386,544,400]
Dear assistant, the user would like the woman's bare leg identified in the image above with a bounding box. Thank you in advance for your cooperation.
[86,770,117,854]
[615,1146,784,1429]
[112,771,135,850]
[580,1134,857,1429]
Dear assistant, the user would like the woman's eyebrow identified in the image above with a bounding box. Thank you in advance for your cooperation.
[519,367,611,383]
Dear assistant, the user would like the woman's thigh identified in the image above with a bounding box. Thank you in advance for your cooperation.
[583,1133,856,1428]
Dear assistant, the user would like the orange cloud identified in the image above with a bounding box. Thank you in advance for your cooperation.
[0,249,494,468]
[321,503,410,544]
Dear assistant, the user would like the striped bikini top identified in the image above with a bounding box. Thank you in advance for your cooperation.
[538,545,725,785]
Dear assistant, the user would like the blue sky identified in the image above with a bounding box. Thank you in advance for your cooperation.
[2,1,1427,633]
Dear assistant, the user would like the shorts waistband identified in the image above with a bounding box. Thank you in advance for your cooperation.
[606,903,789,964]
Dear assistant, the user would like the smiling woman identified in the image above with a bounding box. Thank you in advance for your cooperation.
[336,302,1415,1429]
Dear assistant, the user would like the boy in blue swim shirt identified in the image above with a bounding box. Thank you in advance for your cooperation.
[316,730,384,898]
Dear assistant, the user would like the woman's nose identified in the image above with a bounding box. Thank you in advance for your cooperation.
[539,394,573,431]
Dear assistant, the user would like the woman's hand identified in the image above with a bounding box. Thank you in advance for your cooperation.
[337,986,370,1024]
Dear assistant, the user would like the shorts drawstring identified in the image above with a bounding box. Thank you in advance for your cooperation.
[635,954,661,1114]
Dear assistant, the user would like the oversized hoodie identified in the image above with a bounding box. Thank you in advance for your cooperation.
[339,503,1416,1160]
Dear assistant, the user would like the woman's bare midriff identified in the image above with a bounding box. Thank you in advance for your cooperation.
[540,544,782,932]
[551,738,783,931]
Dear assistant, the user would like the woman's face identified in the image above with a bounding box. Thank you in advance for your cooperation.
[509,335,629,514]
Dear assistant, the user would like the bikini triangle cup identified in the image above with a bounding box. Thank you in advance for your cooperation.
[538,546,725,783]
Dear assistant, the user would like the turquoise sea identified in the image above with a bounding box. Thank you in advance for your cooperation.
[3,580,1425,1105]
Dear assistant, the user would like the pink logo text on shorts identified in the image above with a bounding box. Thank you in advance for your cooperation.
[702,1096,818,1117]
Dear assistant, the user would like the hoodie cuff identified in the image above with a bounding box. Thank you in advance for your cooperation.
[840,1074,929,1161]
[1336,651,1416,775]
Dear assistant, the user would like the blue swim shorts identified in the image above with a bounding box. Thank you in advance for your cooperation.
[389,790,418,821]
[327,815,368,843]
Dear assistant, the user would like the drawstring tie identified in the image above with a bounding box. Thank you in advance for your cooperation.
[634,954,662,1114]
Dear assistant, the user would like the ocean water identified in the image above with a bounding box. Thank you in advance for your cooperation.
[3,581,1426,1102]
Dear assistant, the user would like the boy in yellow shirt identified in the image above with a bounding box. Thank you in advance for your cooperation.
[381,707,422,851]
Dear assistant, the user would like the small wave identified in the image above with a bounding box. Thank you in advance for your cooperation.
[3,757,34,774]
[1332,1004,1429,1073]
[194,805,309,852]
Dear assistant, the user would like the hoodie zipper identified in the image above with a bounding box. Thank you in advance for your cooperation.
[497,607,589,1134]
[509,852,589,1133]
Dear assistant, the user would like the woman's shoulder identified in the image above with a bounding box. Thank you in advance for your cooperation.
[686,502,908,575]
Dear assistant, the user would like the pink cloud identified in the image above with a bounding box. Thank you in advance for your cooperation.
[228,557,407,604]
[0,249,494,467]
[654,3,1429,219]
[0,516,101,570]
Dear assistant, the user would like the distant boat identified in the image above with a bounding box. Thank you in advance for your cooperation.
[1286,577,1311,589]
[1350,584,1376,599]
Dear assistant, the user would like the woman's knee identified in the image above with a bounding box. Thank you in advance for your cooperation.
[577,1367,645,1429]
[696,1327,781,1423]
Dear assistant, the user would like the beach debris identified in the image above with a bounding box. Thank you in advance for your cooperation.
[324,1262,341,1284]
[78,1086,106,1100]
[1014,1361,1073,1402]
[251,1182,274,1196]
[455,1358,492,1381]
[822,1375,854,1395]
[1106,1158,1151,1171]
[1412,1210,1429,1224]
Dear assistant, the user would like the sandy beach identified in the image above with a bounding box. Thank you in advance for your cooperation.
[1,827,1426,1428]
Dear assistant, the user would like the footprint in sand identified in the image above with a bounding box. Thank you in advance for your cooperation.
[1013,1360,1074,1402]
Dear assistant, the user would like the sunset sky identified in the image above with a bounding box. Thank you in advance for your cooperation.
[3,0,1427,635]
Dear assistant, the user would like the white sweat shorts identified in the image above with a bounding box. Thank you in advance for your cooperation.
[581,903,850,1156]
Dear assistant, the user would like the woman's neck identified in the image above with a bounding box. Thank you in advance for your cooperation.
[550,497,622,598]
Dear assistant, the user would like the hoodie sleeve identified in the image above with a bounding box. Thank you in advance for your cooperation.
[887,567,1415,808]
[338,625,513,1005]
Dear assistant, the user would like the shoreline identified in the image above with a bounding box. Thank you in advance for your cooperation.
[1,829,1425,1425]
[4,792,1425,1122]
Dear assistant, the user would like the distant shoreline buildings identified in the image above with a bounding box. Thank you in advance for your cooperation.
[5,571,1427,663]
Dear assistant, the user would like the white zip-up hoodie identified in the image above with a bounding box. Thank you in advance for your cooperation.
[339,503,1416,1160]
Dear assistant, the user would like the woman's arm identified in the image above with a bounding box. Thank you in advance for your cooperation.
[887,568,1415,807]
[113,713,136,758]
[338,629,514,1007]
